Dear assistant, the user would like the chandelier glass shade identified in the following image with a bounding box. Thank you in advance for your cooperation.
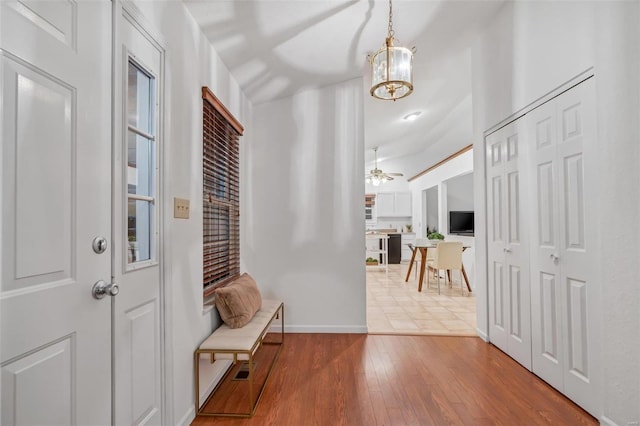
[370,38,414,100]
[369,0,414,101]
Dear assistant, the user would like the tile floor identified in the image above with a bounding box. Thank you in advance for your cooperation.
[367,263,477,336]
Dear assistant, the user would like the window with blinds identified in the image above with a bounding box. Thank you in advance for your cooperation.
[202,87,244,297]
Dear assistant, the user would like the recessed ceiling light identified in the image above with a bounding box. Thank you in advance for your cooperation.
[403,111,421,121]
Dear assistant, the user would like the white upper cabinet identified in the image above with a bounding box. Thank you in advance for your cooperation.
[376,192,412,217]
[395,192,412,216]
[376,192,395,216]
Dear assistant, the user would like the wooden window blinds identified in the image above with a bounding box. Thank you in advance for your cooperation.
[202,87,244,297]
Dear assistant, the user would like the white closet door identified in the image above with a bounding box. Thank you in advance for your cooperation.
[486,130,508,351]
[529,78,599,416]
[529,99,564,391]
[555,79,599,414]
[503,121,531,370]
[486,121,531,370]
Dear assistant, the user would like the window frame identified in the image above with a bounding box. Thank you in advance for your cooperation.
[124,54,159,271]
[202,87,244,298]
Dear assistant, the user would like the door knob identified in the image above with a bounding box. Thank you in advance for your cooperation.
[92,280,119,299]
[503,248,512,253]
[549,253,559,262]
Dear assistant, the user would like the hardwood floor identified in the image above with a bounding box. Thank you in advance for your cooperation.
[191,333,597,425]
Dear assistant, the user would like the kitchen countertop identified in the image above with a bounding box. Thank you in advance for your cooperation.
[366,230,415,235]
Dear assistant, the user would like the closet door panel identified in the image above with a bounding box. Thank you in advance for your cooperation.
[534,270,563,389]
[528,100,564,391]
[563,154,585,250]
[486,132,508,351]
[527,78,599,418]
[508,265,522,339]
[486,122,531,369]
[537,162,556,247]
[492,261,506,329]
[504,123,531,369]
[567,277,588,379]
[556,79,599,415]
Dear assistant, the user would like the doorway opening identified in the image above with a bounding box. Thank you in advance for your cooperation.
[365,153,477,336]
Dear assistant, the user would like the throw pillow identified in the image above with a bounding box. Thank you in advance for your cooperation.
[214,273,262,329]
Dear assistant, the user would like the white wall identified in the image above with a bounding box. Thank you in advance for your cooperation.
[124,2,253,424]
[408,149,475,288]
[472,1,640,423]
[244,78,367,333]
[424,186,439,232]
[409,149,473,237]
[446,172,474,213]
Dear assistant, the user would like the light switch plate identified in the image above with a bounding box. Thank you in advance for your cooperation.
[174,197,190,219]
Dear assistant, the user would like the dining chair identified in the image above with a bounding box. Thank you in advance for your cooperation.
[427,241,464,295]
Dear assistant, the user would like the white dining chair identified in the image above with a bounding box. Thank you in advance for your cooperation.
[427,241,464,295]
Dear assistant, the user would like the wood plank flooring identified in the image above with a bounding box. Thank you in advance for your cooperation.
[191,333,597,426]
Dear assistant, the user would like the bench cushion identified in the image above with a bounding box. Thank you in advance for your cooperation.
[215,273,262,329]
[200,299,282,353]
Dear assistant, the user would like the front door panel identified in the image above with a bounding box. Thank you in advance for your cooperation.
[1,1,112,424]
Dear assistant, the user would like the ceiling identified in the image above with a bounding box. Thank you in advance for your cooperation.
[184,0,505,177]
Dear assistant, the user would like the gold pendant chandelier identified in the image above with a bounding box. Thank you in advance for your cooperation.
[369,0,415,101]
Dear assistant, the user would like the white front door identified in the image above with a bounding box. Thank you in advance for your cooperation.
[112,4,164,425]
[1,1,112,424]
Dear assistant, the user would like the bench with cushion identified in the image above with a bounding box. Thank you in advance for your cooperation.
[194,273,284,418]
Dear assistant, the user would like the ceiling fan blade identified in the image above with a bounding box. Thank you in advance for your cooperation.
[386,176,395,181]
[387,172,403,176]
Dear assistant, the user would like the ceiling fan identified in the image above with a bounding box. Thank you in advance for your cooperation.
[365,147,403,186]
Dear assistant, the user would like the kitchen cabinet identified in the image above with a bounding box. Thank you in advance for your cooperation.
[376,191,411,217]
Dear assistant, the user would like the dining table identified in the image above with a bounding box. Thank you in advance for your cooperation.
[404,241,472,293]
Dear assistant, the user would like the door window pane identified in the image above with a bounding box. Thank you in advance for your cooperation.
[127,64,153,134]
[126,59,156,266]
[127,199,151,263]
[127,131,154,196]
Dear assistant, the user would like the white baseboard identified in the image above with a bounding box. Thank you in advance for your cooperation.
[476,327,489,342]
[178,358,233,425]
[270,324,368,333]
[177,407,194,426]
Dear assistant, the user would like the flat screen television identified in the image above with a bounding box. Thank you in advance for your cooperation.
[449,211,474,236]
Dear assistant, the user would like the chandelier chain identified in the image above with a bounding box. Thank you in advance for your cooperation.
[387,0,394,39]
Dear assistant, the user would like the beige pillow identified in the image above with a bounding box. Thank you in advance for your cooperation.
[214,273,262,329]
